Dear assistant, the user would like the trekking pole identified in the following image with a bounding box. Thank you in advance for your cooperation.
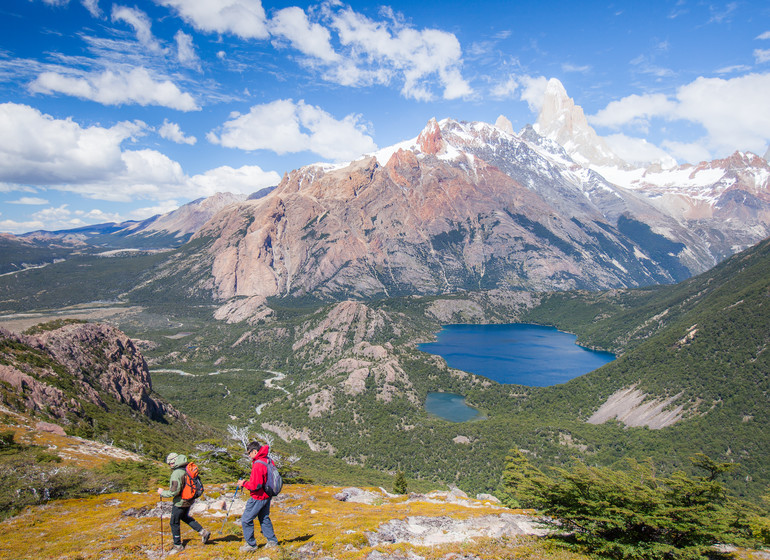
[219,485,241,534]
[159,495,165,558]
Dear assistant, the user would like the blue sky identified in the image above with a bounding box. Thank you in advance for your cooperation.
[1,0,769,234]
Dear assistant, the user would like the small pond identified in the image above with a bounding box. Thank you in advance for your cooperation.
[424,392,483,422]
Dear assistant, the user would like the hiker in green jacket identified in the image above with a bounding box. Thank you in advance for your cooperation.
[157,452,211,554]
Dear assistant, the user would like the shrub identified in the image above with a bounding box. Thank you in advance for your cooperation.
[502,451,738,559]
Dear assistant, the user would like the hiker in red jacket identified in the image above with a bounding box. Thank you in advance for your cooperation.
[237,441,279,552]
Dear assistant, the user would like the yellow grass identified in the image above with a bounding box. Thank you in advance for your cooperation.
[0,483,591,560]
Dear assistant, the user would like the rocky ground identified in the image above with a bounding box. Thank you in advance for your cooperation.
[0,482,579,560]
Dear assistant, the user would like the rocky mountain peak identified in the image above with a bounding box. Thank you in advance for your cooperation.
[535,78,627,169]
[417,118,445,155]
[494,115,514,135]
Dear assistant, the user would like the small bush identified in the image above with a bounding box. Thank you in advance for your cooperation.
[502,451,739,560]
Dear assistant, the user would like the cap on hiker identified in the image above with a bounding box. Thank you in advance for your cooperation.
[166,452,179,465]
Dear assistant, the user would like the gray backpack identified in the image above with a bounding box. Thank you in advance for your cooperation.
[257,457,283,496]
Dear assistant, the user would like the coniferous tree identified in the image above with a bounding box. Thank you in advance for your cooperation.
[393,471,407,495]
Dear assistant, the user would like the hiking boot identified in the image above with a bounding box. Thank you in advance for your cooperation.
[199,529,211,544]
[168,543,185,555]
[239,543,258,552]
[263,541,278,548]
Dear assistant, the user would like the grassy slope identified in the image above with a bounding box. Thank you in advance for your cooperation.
[3,234,770,502]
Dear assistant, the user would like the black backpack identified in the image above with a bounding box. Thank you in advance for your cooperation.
[256,457,283,497]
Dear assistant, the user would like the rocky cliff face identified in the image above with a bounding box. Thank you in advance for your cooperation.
[0,323,181,425]
[191,118,706,301]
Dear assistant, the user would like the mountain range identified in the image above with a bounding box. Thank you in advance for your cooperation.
[5,79,768,307]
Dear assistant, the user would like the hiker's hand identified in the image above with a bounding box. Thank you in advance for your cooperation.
[157,488,164,495]
[237,479,244,488]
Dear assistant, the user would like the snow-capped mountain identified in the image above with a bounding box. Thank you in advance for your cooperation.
[175,116,725,302]
[531,78,770,261]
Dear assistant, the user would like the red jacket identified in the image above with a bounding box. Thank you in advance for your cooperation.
[243,445,271,500]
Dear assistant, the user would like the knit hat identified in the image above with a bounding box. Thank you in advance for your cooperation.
[166,452,179,466]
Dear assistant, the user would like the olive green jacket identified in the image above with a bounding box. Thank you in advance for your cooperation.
[160,454,193,507]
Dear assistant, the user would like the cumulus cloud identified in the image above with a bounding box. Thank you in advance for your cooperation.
[590,93,677,131]
[208,99,377,162]
[270,7,339,63]
[159,119,197,145]
[29,67,200,111]
[156,0,269,39]
[588,73,770,158]
[326,6,472,101]
[188,165,281,196]
[0,103,278,206]
[0,103,139,184]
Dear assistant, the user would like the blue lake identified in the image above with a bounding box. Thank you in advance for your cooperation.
[419,323,615,388]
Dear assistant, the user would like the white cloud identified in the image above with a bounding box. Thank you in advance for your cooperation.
[175,30,201,70]
[716,64,751,74]
[326,6,472,100]
[29,67,200,111]
[490,76,518,99]
[588,73,770,159]
[81,0,102,18]
[755,49,770,63]
[0,218,46,234]
[562,63,591,73]
[590,93,676,131]
[8,197,49,205]
[111,5,164,53]
[0,103,138,184]
[603,134,677,168]
[518,75,549,113]
[675,73,770,155]
[757,31,770,40]
[155,0,269,40]
[270,7,339,63]
[0,103,278,210]
[208,99,377,162]
[159,119,197,145]
[188,165,281,196]
[128,201,182,220]
[660,139,713,164]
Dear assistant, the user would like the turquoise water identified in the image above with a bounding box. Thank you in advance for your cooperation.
[425,392,483,422]
[419,323,615,387]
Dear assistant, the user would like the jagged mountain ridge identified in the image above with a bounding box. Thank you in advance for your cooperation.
[184,117,712,301]
[535,78,770,261]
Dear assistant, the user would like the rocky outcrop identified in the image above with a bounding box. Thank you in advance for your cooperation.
[0,324,181,424]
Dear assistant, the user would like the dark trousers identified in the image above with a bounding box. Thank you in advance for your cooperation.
[170,505,203,545]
